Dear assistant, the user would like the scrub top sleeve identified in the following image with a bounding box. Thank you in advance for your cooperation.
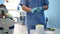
[20,0,27,6]
[44,0,49,5]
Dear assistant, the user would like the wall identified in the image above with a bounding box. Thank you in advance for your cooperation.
[0,0,4,4]
[45,0,60,28]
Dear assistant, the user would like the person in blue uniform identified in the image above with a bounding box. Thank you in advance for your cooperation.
[20,0,49,34]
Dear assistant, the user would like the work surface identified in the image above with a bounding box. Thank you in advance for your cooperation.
[13,23,60,34]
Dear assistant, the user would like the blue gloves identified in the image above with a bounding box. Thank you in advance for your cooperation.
[31,7,44,13]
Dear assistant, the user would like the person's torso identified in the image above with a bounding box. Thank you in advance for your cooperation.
[26,0,46,26]
[27,0,44,14]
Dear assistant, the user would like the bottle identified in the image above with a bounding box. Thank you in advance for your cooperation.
[17,4,20,10]
[20,11,27,25]
[36,24,44,34]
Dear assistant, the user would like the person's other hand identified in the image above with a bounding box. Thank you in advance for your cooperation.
[31,7,44,13]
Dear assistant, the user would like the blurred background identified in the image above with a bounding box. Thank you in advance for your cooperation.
[0,0,60,34]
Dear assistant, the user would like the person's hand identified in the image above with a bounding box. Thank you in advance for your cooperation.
[37,7,44,11]
[31,7,44,13]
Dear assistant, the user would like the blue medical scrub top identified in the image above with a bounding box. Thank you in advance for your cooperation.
[20,0,49,28]
[0,0,4,4]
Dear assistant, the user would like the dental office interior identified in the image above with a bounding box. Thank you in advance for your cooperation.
[0,0,60,34]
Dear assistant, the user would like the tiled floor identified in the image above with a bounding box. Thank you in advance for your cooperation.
[13,23,60,34]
